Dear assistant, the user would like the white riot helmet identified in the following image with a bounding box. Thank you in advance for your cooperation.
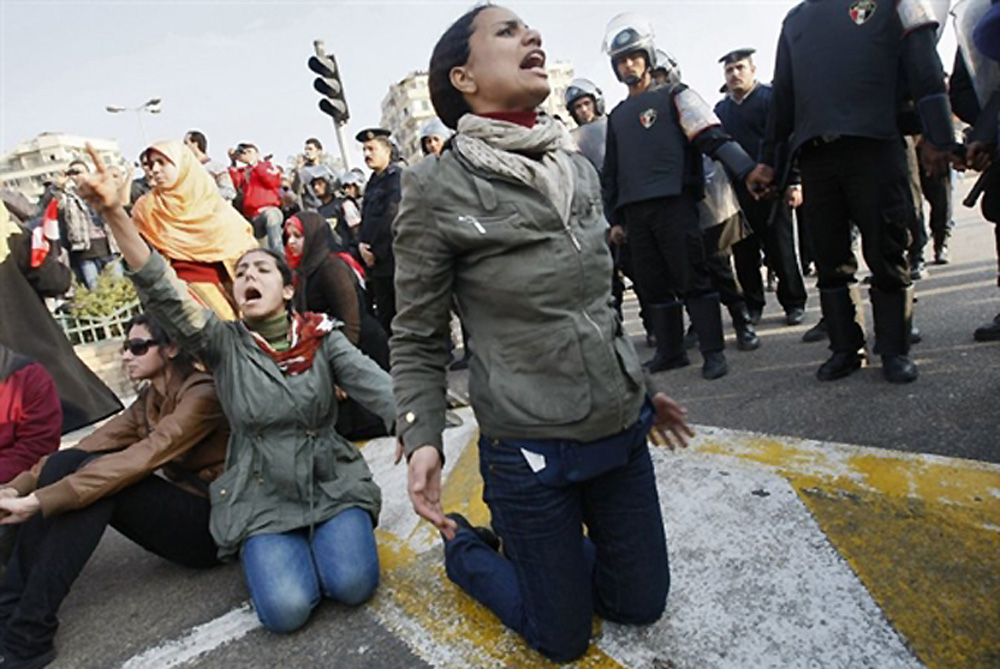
[564,78,605,118]
[652,49,681,85]
[337,170,365,193]
[419,117,452,141]
[602,13,657,84]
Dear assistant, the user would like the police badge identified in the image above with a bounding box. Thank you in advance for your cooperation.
[639,108,657,128]
[850,0,876,25]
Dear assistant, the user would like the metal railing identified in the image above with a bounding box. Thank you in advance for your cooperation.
[55,300,142,345]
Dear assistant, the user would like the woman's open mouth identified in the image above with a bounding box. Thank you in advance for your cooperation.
[243,286,262,305]
[520,49,547,75]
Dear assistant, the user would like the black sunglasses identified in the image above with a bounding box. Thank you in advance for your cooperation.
[122,338,159,356]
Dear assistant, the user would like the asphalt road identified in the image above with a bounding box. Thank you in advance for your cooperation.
[39,172,999,668]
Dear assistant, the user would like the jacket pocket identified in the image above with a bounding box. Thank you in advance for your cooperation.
[487,324,592,426]
[208,463,252,548]
[612,334,645,391]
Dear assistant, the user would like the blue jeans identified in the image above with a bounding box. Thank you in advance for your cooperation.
[444,410,669,662]
[73,254,122,290]
[252,206,285,254]
[241,507,379,633]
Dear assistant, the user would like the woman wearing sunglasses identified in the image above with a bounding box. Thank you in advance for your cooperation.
[0,313,229,669]
[391,6,694,662]
[76,145,395,636]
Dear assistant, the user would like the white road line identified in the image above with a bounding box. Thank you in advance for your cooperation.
[120,603,260,669]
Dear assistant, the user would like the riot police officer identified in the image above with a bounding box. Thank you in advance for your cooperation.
[748,0,955,383]
[565,78,608,173]
[601,13,757,380]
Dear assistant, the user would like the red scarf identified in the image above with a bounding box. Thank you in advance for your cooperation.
[247,312,334,376]
[480,110,538,128]
[284,216,304,270]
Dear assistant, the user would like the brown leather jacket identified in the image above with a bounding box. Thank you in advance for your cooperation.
[7,370,229,517]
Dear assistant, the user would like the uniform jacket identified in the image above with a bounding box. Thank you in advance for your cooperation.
[391,148,650,457]
[230,161,282,219]
[0,357,61,484]
[358,165,401,278]
[7,370,229,517]
[129,251,395,560]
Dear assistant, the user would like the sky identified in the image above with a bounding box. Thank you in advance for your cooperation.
[0,0,959,171]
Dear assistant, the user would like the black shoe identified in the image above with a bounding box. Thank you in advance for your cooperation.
[645,352,690,373]
[728,304,759,351]
[933,245,949,265]
[683,324,699,350]
[785,307,805,326]
[817,351,863,381]
[882,355,918,383]
[802,318,828,343]
[701,351,728,380]
[445,513,501,552]
[910,325,922,344]
[0,647,56,669]
[974,314,1000,342]
[747,307,763,325]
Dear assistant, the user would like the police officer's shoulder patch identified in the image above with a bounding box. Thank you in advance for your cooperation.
[639,108,657,129]
[850,0,876,25]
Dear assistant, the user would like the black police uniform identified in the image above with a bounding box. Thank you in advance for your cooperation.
[716,81,808,320]
[603,82,755,378]
[763,0,953,382]
[358,163,401,333]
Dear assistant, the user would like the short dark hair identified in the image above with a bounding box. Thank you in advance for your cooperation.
[305,137,323,150]
[429,4,494,130]
[124,312,198,379]
[186,130,207,153]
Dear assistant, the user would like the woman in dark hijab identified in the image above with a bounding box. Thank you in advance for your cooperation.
[286,211,390,439]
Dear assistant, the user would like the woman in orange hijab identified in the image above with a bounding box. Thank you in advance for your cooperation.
[132,140,257,319]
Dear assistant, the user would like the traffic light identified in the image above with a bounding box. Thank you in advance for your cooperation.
[309,44,349,125]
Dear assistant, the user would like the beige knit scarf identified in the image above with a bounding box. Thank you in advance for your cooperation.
[452,114,576,222]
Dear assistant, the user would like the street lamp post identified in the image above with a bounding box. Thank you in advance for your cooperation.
[105,98,162,148]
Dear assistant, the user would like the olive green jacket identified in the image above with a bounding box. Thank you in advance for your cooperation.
[391,148,650,459]
[130,252,394,560]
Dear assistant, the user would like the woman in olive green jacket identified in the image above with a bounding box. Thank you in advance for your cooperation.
[77,145,395,635]
[391,5,695,663]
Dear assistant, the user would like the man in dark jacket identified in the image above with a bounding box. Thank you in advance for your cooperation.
[356,128,402,333]
[715,48,808,326]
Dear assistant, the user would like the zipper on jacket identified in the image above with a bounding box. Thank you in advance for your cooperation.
[458,214,486,234]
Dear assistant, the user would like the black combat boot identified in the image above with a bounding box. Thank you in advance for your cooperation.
[973,313,1000,342]
[644,302,690,373]
[817,286,865,381]
[870,286,918,383]
[727,303,760,351]
[687,293,728,380]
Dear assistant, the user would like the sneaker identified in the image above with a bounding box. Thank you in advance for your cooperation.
[909,261,928,281]
[785,307,805,326]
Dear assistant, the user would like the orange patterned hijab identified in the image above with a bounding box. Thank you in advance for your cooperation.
[132,140,257,266]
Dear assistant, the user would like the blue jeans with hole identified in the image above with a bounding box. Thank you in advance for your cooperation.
[444,407,669,662]
[241,507,379,633]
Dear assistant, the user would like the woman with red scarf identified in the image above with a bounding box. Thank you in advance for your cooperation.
[76,146,395,635]
[285,212,390,439]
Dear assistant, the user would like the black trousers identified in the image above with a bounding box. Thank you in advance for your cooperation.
[798,137,912,292]
[733,188,807,312]
[620,194,713,303]
[367,275,396,335]
[0,450,219,659]
[919,166,953,248]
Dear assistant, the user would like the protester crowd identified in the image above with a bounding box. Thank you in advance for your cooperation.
[1,0,999,666]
